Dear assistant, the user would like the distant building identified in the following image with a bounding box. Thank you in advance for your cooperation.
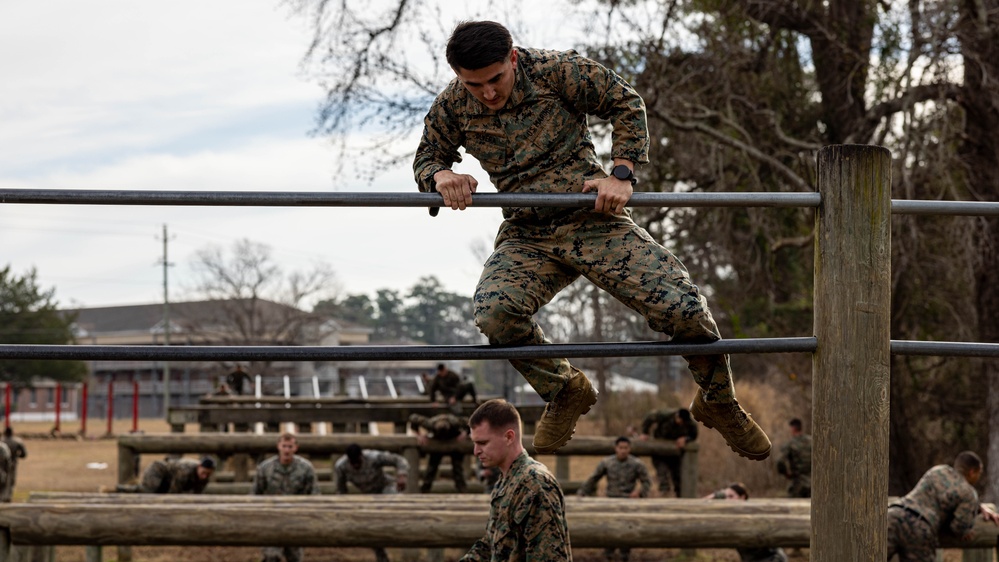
[59,299,447,417]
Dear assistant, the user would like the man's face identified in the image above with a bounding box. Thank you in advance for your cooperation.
[278,438,298,464]
[471,421,512,469]
[455,50,518,111]
[614,441,631,461]
[196,466,214,481]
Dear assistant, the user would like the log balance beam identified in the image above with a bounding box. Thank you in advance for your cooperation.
[2,494,995,551]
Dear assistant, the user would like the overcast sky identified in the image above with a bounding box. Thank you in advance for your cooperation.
[0,1,536,310]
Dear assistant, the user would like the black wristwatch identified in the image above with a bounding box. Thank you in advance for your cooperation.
[611,164,637,186]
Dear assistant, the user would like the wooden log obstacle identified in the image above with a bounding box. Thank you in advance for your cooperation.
[1,495,995,554]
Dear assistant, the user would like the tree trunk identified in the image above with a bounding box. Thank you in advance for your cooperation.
[957,0,999,502]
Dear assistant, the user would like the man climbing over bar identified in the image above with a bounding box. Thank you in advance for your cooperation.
[413,20,771,459]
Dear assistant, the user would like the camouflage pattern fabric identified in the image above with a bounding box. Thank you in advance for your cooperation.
[429,369,475,402]
[474,213,736,403]
[0,442,12,502]
[461,451,571,562]
[1,435,25,502]
[253,455,320,496]
[415,46,736,406]
[334,449,409,494]
[415,47,649,225]
[254,455,319,562]
[642,408,698,496]
[579,453,650,562]
[775,434,812,498]
[410,413,469,493]
[887,505,936,562]
[579,454,651,498]
[641,409,698,442]
[888,464,981,559]
[139,458,209,494]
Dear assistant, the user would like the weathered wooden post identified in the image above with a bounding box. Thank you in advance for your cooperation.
[813,145,891,561]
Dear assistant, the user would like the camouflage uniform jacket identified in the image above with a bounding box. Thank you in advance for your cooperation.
[414,47,649,226]
[641,408,698,442]
[894,464,981,537]
[461,451,571,562]
[0,442,12,502]
[775,434,812,491]
[334,449,410,494]
[2,436,26,465]
[579,454,651,498]
[252,455,320,496]
[140,458,209,494]
[409,413,468,441]
[429,369,463,401]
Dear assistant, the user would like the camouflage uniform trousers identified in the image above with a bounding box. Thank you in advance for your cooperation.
[651,455,683,497]
[787,478,810,498]
[887,505,937,562]
[261,546,304,562]
[474,210,736,403]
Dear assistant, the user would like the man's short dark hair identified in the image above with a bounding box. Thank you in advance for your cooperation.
[469,399,521,435]
[789,418,803,430]
[346,444,363,463]
[437,363,446,371]
[200,457,216,470]
[446,21,513,71]
[615,436,631,446]
[729,482,749,499]
[955,450,983,474]
[677,409,692,423]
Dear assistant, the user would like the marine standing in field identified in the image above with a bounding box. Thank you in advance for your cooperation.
[409,412,469,493]
[334,444,410,562]
[775,418,812,498]
[578,436,651,562]
[887,451,999,561]
[639,407,697,497]
[253,433,320,562]
[116,456,216,494]
[1,427,26,501]
[462,399,571,562]
[414,20,770,459]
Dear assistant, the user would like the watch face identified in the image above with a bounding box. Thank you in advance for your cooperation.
[613,165,631,180]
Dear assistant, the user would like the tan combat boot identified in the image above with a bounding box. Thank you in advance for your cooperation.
[533,370,598,454]
[689,392,771,460]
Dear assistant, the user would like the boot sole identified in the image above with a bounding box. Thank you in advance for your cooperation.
[691,411,772,461]
[533,389,598,455]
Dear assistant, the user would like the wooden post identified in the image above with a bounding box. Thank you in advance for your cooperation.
[117,444,139,485]
[679,442,699,498]
[813,145,891,561]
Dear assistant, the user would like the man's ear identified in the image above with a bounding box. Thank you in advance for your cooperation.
[505,428,517,444]
[510,49,518,67]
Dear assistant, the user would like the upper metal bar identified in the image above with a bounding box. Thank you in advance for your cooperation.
[892,200,999,216]
[890,340,999,358]
[0,337,818,362]
[0,189,821,208]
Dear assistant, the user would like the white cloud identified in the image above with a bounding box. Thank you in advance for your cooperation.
[0,0,504,308]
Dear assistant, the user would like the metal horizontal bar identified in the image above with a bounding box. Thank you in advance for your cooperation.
[0,337,817,362]
[891,340,999,357]
[892,200,999,216]
[0,189,820,208]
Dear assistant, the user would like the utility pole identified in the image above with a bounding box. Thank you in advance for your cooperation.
[159,224,173,420]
